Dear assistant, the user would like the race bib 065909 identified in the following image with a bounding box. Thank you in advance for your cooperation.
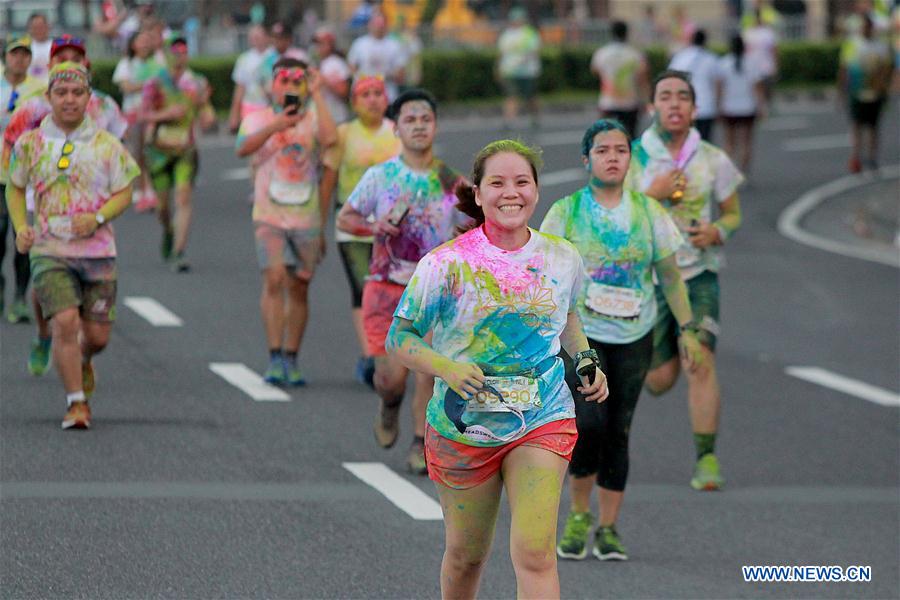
[466,376,541,412]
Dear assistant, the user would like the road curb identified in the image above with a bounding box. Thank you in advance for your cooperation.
[777,165,900,268]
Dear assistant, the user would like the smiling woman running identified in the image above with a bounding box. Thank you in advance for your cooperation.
[386,140,609,599]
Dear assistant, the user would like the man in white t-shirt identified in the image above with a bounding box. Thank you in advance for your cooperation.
[27,13,52,84]
[228,25,272,133]
[347,11,406,101]
[590,21,649,139]
[669,30,720,141]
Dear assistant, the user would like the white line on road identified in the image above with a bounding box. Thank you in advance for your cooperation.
[761,116,810,131]
[786,366,900,407]
[209,363,291,402]
[123,296,183,327]
[222,167,250,181]
[784,133,850,152]
[777,164,900,267]
[343,462,443,520]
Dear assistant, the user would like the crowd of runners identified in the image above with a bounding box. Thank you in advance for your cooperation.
[4,4,893,598]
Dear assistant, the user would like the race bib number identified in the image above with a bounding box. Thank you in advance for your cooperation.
[47,216,77,241]
[675,245,701,268]
[156,124,190,148]
[387,257,418,286]
[269,178,313,206]
[585,282,643,319]
[467,376,541,413]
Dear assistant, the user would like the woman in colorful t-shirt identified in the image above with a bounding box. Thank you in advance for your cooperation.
[387,140,609,598]
[541,119,703,562]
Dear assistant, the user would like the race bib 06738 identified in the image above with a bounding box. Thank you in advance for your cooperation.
[585,281,643,319]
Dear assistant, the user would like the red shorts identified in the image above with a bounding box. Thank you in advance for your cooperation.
[361,280,406,357]
[425,418,578,490]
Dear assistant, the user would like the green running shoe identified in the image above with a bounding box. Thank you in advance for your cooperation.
[691,453,724,491]
[594,525,628,561]
[6,298,31,323]
[28,337,52,376]
[556,511,594,560]
[170,253,190,273]
[283,360,306,387]
[263,356,286,385]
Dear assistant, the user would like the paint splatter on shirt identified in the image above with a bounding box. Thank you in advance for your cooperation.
[627,127,743,280]
[395,226,583,446]
[322,117,400,243]
[143,66,208,154]
[346,156,468,284]
[237,105,323,232]
[541,187,682,343]
[8,116,139,258]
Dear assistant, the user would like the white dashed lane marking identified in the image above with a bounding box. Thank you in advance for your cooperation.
[343,462,443,520]
[786,366,900,407]
[209,362,291,401]
[123,296,184,327]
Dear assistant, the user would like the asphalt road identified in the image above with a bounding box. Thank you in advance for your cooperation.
[2,100,898,599]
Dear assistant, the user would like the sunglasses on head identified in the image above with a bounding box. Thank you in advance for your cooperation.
[53,35,85,46]
[7,89,19,113]
[274,68,305,84]
[57,141,74,170]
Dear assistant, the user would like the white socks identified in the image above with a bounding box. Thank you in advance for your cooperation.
[66,391,86,406]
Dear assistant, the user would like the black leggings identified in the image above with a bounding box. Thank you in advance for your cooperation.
[564,331,653,491]
[0,184,31,299]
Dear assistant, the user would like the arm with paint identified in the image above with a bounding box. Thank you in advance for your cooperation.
[559,310,609,402]
[6,184,33,253]
[70,185,133,237]
[644,168,684,202]
[337,168,400,238]
[309,69,338,149]
[319,124,345,217]
[387,317,485,399]
[336,200,377,237]
[6,140,33,253]
[713,192,741,243]
[236,111,302,158]
[687,193,741,248]
[71,138,139,237]
[655,255,703,372]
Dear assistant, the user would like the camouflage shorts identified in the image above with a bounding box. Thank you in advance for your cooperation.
[30,255,117,321]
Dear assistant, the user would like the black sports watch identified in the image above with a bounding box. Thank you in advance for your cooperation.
[573,349,600,370]
[679,321,701,335]
[573,349,601,384]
